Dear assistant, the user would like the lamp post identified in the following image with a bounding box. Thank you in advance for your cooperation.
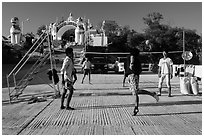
[21,18,30,34]
[101,21,105,46]
[182,29,186,76]
[176,28,186,76]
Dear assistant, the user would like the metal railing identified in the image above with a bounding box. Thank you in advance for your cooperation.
[6,31,49,102]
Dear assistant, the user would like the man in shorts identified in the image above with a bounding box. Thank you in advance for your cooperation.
[128,49,159,116]
[81,57,91,84]
[60,47,75,110]
[158,50,173,97]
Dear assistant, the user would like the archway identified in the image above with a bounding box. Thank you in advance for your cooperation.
[61,29,75,42]
[52,15,87,45]
[56,24,76,40]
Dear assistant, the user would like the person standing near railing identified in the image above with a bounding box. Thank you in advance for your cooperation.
[60,47,75,110]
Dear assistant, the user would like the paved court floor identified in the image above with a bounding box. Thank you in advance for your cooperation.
[2,73,202,135]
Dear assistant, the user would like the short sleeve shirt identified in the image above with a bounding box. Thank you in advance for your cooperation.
[82,61,91,69]
[61,56,74,82]
[158,57,173,74]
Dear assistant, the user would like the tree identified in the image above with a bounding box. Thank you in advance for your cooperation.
[21,32,35,50]
[94,13,202,65]
[108,25,133,52]
[143,12,168,52]
[37,25,46,36]
[101,20,119,37]
[142,12,201,64]
[175,28,202,64]
[143,12,163,29]
[130,33,146,50]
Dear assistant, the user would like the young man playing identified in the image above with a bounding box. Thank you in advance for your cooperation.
[128,49,159,116]
[158,50,173,97]
[81,57,91,84]
[60,47,75,110]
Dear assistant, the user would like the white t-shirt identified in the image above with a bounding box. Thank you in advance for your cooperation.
[82,60,91,69]
[61,56,74,82]
[158,57,173,74]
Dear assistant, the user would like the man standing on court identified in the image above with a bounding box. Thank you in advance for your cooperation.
[81,57,91,84]
[158,50,173,97]
[60,47,75,110]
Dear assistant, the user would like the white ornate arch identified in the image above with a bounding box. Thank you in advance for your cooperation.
[53,21,77,40]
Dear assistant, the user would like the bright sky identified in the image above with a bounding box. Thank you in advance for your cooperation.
[1,1,202,37]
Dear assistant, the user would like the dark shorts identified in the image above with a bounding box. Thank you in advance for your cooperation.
[84,69,91,75]
[64,79,73,90]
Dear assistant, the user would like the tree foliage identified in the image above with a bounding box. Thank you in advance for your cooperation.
[107,25,131,52]
[103,12,201,64]
[143,12,163,27]
[141,12,201,64]
[37,25,46,36]
[21,32,35,50]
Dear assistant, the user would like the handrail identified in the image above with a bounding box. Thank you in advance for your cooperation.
[7,31,46,77]
[14,34,48,75]
[15,52,50,88]
[6,25,60,101]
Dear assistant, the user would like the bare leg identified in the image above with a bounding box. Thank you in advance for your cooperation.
[88,72,91,84]
[123,75,126,87]
[129,74,159,116]
[133,91,139,116]
[167,74,172,97]
[66,87,74,109]
[81,74,86,84]
[138,89,159,102]
[60,88,67,109]
[129,74,140,116]
[168,87,172,97]
[157,88,162,96]
[73,74,77,85]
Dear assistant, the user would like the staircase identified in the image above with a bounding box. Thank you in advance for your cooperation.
[7,30,55,102]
